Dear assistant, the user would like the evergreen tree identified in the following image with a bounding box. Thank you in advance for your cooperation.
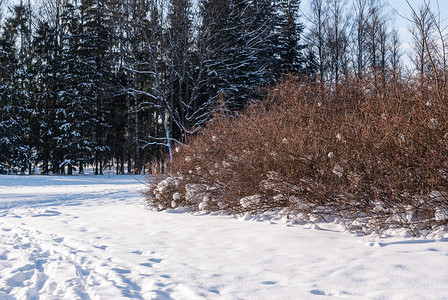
[198,0,276,112]
[57,0,113,174]
[276,0,306,74]
[166,0,193,141]
[57,0,85,174]
[80,0,114,174]
[0,30,18,173]
[32,21,62,174]
[0,3,34,174]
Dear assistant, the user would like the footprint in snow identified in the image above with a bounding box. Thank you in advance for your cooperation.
[140,259,162,269]
[112,268,131,274]
[140,263,153,268]
[6,269,34,287]
[130,249,157,256]
[94,245,107,250]
[75,266,90,277]
[34,259,46,272]
[393,264,407,270]
[0,291,15,300]
[32,210,61,217]
[209,289,220,295]
[53,237,64,243]
[14,243,31,250]
[310,289,326,296]
[16,264,35,272]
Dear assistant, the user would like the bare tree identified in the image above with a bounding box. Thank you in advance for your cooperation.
[326,0,349,86]
[407,0,435,89]
[389,27,402,81]
[351,0,370,77]
[417,0,448,101]
[306,0,328,85]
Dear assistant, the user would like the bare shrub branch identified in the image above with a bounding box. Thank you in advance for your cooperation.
[145,72,448,236]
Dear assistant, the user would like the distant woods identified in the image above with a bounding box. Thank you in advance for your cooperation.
[0,0,308,174]
[0,0,445,175]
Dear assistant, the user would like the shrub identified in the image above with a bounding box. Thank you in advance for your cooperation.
[145,74,448,236]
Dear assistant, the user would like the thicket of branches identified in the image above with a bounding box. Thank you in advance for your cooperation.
[146,71,448,235]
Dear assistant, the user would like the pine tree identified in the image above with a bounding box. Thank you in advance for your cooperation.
[197,0,276,112]
[80,0,114,174]
[276,0,306,75]
[57,0,84,174]
[57,0,114,174]
[32,21,62,174]
[0,30,18,173]
[166,0,193,141]
[106,0,136,174]
[0,3,34,174]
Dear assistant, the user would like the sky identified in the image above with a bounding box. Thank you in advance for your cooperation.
[389,0,448,61]
[299,0,448,66]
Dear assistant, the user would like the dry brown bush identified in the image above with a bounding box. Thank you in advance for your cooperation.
[145,74,448,236]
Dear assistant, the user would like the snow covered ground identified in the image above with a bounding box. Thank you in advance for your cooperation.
[0,175,447,299]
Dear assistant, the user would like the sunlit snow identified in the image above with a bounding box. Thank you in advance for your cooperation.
[0,175,447,299]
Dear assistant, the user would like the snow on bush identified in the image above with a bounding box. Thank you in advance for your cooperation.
[240,195,262,209]
[145,76,448,236]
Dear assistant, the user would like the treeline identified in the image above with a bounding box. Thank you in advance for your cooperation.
[305,0,444,92]
[0,0,309,174]
[0,0,444,175]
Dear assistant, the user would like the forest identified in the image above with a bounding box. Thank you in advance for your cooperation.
[0,0,443,175]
